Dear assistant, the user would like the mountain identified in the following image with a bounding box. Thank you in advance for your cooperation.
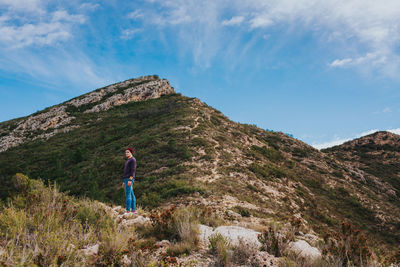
[322,131,400,199]
[0,76,399,257]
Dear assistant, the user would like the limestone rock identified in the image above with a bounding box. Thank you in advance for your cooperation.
[156,240,171,248]
[287,240,321,260]
[121,255,131,266]
[131,215,150,225]
[80,243,100,257]
[199,224,261,248]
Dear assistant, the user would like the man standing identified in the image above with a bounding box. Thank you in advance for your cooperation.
[123,147,136,213]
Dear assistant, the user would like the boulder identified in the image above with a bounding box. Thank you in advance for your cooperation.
[287,240,321,260]
[199,225,261,248]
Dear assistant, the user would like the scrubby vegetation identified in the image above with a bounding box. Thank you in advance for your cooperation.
[0,94,205,209]
[0,174,132,266]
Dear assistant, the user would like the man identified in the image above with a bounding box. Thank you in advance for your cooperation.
[123,147,136,213]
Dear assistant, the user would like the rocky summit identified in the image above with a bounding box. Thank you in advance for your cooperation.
[0,75,174,152]
[0,76,399,266]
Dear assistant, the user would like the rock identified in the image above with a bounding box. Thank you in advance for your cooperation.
[131,215,150,225]
[287,240,321,260]
[121,255,131,266]
[80,243,100,257]
[84,79,174,113]
[156,240,171,247]
[226,210,241,220]
[303,233,320,246]
[249,251,279,267]
[199,224,262,248]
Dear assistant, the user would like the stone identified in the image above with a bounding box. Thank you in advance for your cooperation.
[199,224,262,248]
[131,215,150,225]
[249,251,278,267]
[226,210,241,220]
[121,255,131,266]
[287,240,321,260]
[80,243,100,257]
[156,240,171,247]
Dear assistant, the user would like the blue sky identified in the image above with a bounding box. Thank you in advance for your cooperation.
[1,0,400,149]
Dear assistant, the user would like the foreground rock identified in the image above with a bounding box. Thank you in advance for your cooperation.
[287,240,322,261]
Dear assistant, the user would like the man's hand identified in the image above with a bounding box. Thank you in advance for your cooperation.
[127,180,132,187]
[122,182,125,189]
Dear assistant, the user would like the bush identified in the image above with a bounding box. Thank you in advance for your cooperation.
[232,205,251,217]
[138,205,200,256]
[258,222,297,257]
[209,233,231,264]
[321,222,374,266]
[231,237,259,265]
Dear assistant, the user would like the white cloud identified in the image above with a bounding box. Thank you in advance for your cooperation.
[128,0,400,74]
[127,10,144,19]
[330,58,353,67]
[0,0,43,13]
[222,16,244,26]
[79,3,100,11]
[0,1,85,48]
[121,29,141,40]
[312,138,352,150]
[388,128,400,135]
[329,53,387,68]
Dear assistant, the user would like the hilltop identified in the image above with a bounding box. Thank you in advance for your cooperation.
[0,76,399,263]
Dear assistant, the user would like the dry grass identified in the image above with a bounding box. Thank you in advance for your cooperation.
[0,174,134,266]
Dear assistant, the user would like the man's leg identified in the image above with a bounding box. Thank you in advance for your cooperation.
[124,178,132,212]
[131,184,136,211]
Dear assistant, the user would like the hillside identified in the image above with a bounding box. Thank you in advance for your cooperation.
[322,131,400,199]
[0,76,399,259]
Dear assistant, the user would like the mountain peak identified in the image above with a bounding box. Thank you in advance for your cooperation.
[0,75,175,152]
[335,130,400,150]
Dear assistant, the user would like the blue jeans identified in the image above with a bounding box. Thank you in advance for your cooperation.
[123,178,136,211]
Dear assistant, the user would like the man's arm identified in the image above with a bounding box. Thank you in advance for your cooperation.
[129,158,136,181]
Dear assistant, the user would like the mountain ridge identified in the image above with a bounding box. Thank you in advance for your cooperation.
[0,75,174,152]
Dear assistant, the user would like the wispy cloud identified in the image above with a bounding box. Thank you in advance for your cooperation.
[79,3,100,11]
[329,53,387,68]
[0,1,85,48]
[222,16,245,26]
[124,0,400,75]
[120,28,141,40]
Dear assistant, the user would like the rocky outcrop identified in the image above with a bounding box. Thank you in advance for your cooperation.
[83,78,174,113]
[0,75,175,152]
[0,105,74,152]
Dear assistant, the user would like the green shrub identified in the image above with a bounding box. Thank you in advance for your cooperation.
[232,206,251,217]
[209,233,231,264]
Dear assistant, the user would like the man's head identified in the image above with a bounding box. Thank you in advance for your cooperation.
[125,147,134,158]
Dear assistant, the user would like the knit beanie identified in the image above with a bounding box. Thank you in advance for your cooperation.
[126,147,134,154]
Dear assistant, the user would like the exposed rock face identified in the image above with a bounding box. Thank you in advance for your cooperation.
[0,75,175,152]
